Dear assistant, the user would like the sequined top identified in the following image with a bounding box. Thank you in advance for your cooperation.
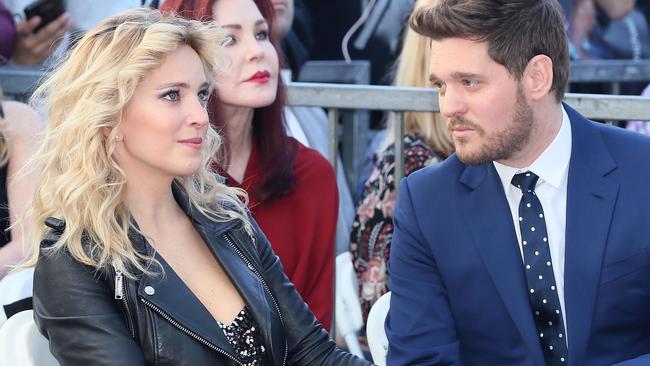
[217,306,267,365]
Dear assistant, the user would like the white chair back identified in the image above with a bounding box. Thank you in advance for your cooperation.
[0,268,34,327]
[0,305,5,329]
[334,252,365,359]
[366,291,391,366]
[0,267,34,304]
[0,309,59,366]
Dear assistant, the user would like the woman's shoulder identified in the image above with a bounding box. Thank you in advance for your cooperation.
[290,138,336,183]
[1,101,45,140]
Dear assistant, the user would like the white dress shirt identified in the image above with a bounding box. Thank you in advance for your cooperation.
[493,106,572,345]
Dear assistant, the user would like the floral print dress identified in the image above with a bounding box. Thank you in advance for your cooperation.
[349,134,440,324]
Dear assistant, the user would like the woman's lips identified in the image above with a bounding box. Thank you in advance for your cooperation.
[178,137,202,148]
[246,70,271,84]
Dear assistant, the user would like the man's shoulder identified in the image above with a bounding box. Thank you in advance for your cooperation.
[582,117,650,163]
[405,153,467,191]
[594,120,650,149]
[567,103,650,152]
[567,107,650,176]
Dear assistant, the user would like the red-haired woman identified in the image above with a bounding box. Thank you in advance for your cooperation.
[161,0,338,330]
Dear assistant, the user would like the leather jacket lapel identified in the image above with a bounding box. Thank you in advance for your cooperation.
[135,183,285,364]
[137,251,238,357]
[196,221,285,366]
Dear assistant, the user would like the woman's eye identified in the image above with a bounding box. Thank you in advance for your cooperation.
[198,89,210,104]
[255,30,268,41]
[162,90,180,101]
[221,35,235,47]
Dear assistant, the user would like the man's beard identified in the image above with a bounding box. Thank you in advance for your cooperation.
[450,85,534,165]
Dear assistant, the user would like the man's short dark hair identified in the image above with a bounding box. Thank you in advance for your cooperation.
[410,0,569,102]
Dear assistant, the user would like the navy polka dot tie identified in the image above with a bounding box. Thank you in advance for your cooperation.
[512,172,568,365]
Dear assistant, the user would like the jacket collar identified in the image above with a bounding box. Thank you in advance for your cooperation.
[131,183,285,364]
[129,183,239,254]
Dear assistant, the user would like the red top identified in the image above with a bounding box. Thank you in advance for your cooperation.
[217,138,337,330]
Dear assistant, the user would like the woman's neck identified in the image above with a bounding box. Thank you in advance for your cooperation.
[221,106,254,182]
[122,178,183,234]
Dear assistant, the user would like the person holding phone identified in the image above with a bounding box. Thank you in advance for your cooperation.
[1,0,71,65]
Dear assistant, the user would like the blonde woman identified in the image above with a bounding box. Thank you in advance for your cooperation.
[349,0,454,326]
[26,9,369,366]
[0,90,43,281]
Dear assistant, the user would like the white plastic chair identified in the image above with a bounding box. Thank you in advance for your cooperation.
[334,252,365,359]
[0,309,59,366]
[0,267,35,321]
[0,305,5,329]
[366,291,391,366]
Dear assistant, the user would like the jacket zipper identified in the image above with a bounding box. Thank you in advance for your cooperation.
[140,298,243,366]
[113,267,136,340]
[222,233,288,366]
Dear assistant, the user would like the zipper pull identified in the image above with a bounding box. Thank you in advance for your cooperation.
[115,269,124,300]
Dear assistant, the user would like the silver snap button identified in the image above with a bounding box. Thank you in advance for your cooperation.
[144,286,155,295]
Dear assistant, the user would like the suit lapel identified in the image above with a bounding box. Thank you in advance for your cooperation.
[458,164,546,366]
[562,105,619,366]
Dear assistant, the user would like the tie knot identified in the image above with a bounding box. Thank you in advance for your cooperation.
[511,171,539,193]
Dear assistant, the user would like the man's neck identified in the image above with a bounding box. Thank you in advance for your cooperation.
[497,102,564,169]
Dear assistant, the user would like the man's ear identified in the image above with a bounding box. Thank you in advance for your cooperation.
[523,54,554,101]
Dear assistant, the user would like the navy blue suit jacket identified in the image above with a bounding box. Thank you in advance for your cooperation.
[386,104,650,366]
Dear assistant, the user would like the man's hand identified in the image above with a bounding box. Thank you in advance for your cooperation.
[12,12,71,65]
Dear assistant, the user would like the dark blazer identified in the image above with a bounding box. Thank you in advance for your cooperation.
[33,185,371,366]
[386,104,650,366]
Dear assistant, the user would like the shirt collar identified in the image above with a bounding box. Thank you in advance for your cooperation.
[493,105,572,190]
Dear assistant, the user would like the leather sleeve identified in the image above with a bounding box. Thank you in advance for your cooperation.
[32,234,146,366]
[250,219,373,366]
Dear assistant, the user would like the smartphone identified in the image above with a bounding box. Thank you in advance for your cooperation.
[24,0,66,34]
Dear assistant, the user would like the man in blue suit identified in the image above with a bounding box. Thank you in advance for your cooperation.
[386,0,650,365]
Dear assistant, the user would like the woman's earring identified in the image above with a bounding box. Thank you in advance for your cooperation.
[114,135,122,142]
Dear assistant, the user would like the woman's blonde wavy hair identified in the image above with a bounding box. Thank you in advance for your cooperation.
[384,0,454,158]
[23,8,250,277]
[0,88,10,166]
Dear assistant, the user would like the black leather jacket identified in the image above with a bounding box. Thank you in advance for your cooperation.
[32,189,372,366]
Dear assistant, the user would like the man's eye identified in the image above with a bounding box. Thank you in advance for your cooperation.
[463,79,478,87]
[162,90,180,101]
[432,81,444,89]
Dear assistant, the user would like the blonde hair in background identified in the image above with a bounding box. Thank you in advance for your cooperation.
[0,88,10,167]
[23,8,250,277]
[384,0,453,158]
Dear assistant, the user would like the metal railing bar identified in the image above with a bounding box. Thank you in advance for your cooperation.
[327,108,339,171]
[287,83,650,121]
[391,111,405,191]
